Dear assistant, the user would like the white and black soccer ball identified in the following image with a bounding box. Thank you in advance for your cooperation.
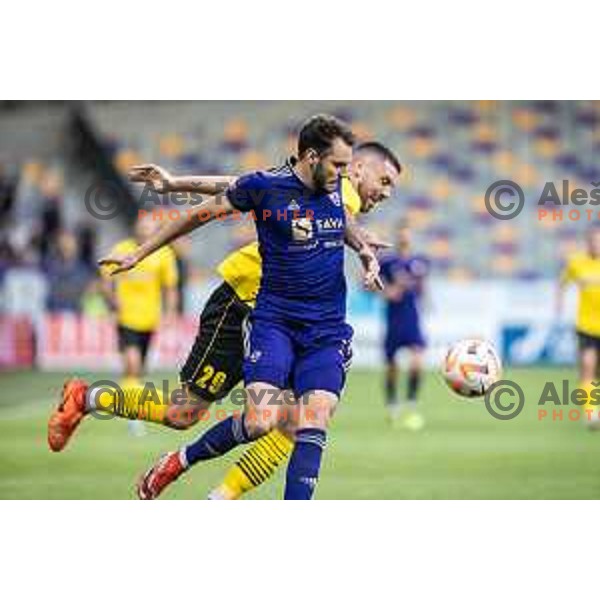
[442,338,502,398]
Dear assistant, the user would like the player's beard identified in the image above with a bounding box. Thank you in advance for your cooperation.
[312,162,335,193]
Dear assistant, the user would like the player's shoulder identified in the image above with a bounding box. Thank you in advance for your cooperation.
[238,241,260,255]
[156,244,177,262]
[410,253,430,267]
[566,251,587,267]
[409,254,430,275]
[378,249,400,267]
[113,238,136,253]
[239,161,294,187]
[341,176,361,216]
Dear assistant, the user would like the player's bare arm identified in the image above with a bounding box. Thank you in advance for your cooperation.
[98,196,237,275]
[133,164,391,254]
[99,276,119,312]
[344,210,383,291]
[129,163,237,195]
[164,286,179,319]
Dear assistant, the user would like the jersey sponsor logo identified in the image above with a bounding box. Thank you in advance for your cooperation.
[291,217,313,241]
[316,217,344,232]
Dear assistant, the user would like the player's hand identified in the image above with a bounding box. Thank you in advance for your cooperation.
[359,246,384,291]
[128,164,173,193]
[360,229,392,250]
[98,253,139,275]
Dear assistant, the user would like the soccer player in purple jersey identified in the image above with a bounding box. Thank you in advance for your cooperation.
[100,115,383,499]
[379,221,429,429]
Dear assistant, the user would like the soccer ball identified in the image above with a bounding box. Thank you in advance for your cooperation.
[442,339,502,398]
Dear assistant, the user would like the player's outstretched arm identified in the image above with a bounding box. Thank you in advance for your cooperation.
[344,211,384,291]
[129,163,237,195]
[98,196,237,275]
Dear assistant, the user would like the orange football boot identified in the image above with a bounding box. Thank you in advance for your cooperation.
[137,451,186,499]
[47,378,89,452]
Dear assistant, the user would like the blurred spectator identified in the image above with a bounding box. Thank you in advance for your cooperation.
[77,223,97,270]
[81,279,110,317]
[0,164,16,221]
[44,231,93,313]
[34,168,64,260]
[0,240,17,284]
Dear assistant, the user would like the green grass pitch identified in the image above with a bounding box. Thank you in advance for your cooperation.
[1,367,599,499]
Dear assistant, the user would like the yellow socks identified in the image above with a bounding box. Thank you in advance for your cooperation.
[92,378,168,425]
[210,429,294,499]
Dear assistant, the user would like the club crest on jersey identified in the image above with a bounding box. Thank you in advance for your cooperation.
[287,198,300,212]
[291,217,313,241]
[328,191,341,206]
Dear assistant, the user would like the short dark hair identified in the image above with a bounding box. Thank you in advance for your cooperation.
[355,141,402,174]
[297,114,355,157]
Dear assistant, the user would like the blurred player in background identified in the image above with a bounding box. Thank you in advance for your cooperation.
[379,220,429,430]
[99,218,179,435]
[557,227,600,429]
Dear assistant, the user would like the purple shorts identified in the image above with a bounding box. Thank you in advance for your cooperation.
[243,317,353,398]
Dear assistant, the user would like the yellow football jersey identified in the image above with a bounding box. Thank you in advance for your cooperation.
[217,176,361,306]
[562,252,600,336]
[102,239,178,332]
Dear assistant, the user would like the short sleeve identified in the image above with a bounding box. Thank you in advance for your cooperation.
[226,171,265,213]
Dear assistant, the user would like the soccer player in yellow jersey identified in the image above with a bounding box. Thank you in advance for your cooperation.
[100,218,179,383]
[48,141,402,498]
[558,228,600,428]
[99,218,179,435]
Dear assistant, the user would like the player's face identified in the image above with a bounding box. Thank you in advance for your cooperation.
[135,217,158,242]
[311,137,353,193]
[356,156,400,213]
[587,231,600,257]
[397,226,411,249]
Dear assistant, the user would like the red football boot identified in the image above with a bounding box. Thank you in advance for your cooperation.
[47,378,89,452]
[137,451,186,499]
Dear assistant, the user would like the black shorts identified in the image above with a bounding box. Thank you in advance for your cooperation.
[577,330,600,352]
[117,325,154,363]
[180,282,251,402]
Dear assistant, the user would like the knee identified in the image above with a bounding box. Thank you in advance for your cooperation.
[298,393,336,430]
[243,407,276,439]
